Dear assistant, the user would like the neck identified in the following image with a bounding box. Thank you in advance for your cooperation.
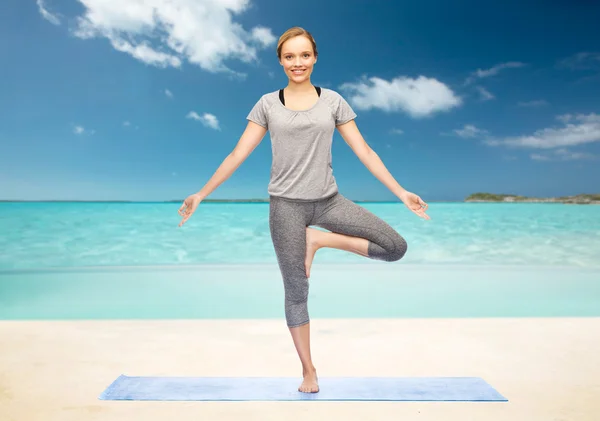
[285,80,314,93]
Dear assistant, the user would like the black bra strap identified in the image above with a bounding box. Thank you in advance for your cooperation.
[279,86,320,106]
[279,89,285,105]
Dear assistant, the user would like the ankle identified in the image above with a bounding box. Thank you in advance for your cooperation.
[303,366,317,376]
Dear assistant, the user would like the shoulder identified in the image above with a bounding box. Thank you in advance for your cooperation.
[256,90,279,108]
[320,87,343,99]
[320,87,350,105]
[319,88,354,113]
[319,87,357,123]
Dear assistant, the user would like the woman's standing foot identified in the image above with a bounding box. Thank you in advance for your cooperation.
[299,367,319,393]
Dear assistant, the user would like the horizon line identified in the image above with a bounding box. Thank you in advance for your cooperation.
[0,193,597,204]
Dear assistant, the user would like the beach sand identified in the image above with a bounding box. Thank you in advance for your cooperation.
[1,318,599,421]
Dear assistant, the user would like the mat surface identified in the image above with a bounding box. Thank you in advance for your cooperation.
[99,375,508,401]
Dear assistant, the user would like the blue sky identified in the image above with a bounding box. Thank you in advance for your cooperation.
[1,0,599,202]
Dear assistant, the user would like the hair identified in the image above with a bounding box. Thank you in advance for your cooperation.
[276,27,318,59]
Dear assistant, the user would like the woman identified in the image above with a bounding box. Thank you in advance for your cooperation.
[178,27,430,393]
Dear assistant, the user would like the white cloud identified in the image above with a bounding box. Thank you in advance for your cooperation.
[448,114,599,161]
[187,111,220,130]
[340,75,462,119]
[557,52,600,71]
[489,113,600,149]
[250,26,277,47]
[73,125,95,135]
[476,86,494,101]
[165,89,173,98]
[123,121,139,130]
[37,0,60,25]
[110,38,181,68]
[453,124,489,138]
[389,128,404,135]
[65,0,276,76]
[556,114,573,124]
[531,148,597,161]
[464,61,526,85]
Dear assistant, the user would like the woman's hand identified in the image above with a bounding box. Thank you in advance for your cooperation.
[399,191,430,220]
[178,193,202,227]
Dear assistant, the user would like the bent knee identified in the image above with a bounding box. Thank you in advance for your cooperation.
[386,234,408,262]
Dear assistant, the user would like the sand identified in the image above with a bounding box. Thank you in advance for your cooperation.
[1,318,599,421]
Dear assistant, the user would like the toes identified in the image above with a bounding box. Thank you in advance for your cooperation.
[298,384,318,393]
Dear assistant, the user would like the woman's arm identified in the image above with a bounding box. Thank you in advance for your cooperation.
[336,120,408,200]
[195,121,267,200]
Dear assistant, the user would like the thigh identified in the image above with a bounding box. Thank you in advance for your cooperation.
[269,197,312,276]
[312,193,402,246]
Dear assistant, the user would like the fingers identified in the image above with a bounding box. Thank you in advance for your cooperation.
[416,211,430,220]
[178,202,189,226]
[416,196,429,215]
[178,204,188,217]
[412,206,430,220]
[179,212,191,227]
[178,206,198,226]
[179,211,190,225]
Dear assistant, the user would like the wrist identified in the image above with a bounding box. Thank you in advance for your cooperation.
[396,189,408,200]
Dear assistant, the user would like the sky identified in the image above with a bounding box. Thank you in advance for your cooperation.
[1,0,599,202]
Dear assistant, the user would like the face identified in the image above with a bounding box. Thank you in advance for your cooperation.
[279,35,317,83]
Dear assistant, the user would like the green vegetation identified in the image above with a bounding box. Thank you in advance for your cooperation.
[465,192,600,203]
[555,194,600,201]
[466,193,526,201]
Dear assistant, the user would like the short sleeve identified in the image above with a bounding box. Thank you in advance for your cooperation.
[246,96,269,129]
[335,94,357,125]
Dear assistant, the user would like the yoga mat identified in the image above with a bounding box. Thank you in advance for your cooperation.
[99,375,507,401]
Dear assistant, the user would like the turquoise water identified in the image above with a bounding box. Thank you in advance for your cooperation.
[1,264,599,319]
[1,201,599,269]
[1,201,599,320]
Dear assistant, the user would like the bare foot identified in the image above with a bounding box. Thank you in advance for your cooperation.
[305,228,322,278]
[299,369,319,393]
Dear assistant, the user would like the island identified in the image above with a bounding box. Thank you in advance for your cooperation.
[465,193,600,204]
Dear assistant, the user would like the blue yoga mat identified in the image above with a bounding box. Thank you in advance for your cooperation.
[99,375,507,401]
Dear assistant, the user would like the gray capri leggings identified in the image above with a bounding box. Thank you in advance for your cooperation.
[269,191,408,328]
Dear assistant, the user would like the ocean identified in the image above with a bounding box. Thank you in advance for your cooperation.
[1,201,599,269]
[1,201,599,319]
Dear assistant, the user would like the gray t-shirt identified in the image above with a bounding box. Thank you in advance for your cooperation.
[247,87,357,201]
